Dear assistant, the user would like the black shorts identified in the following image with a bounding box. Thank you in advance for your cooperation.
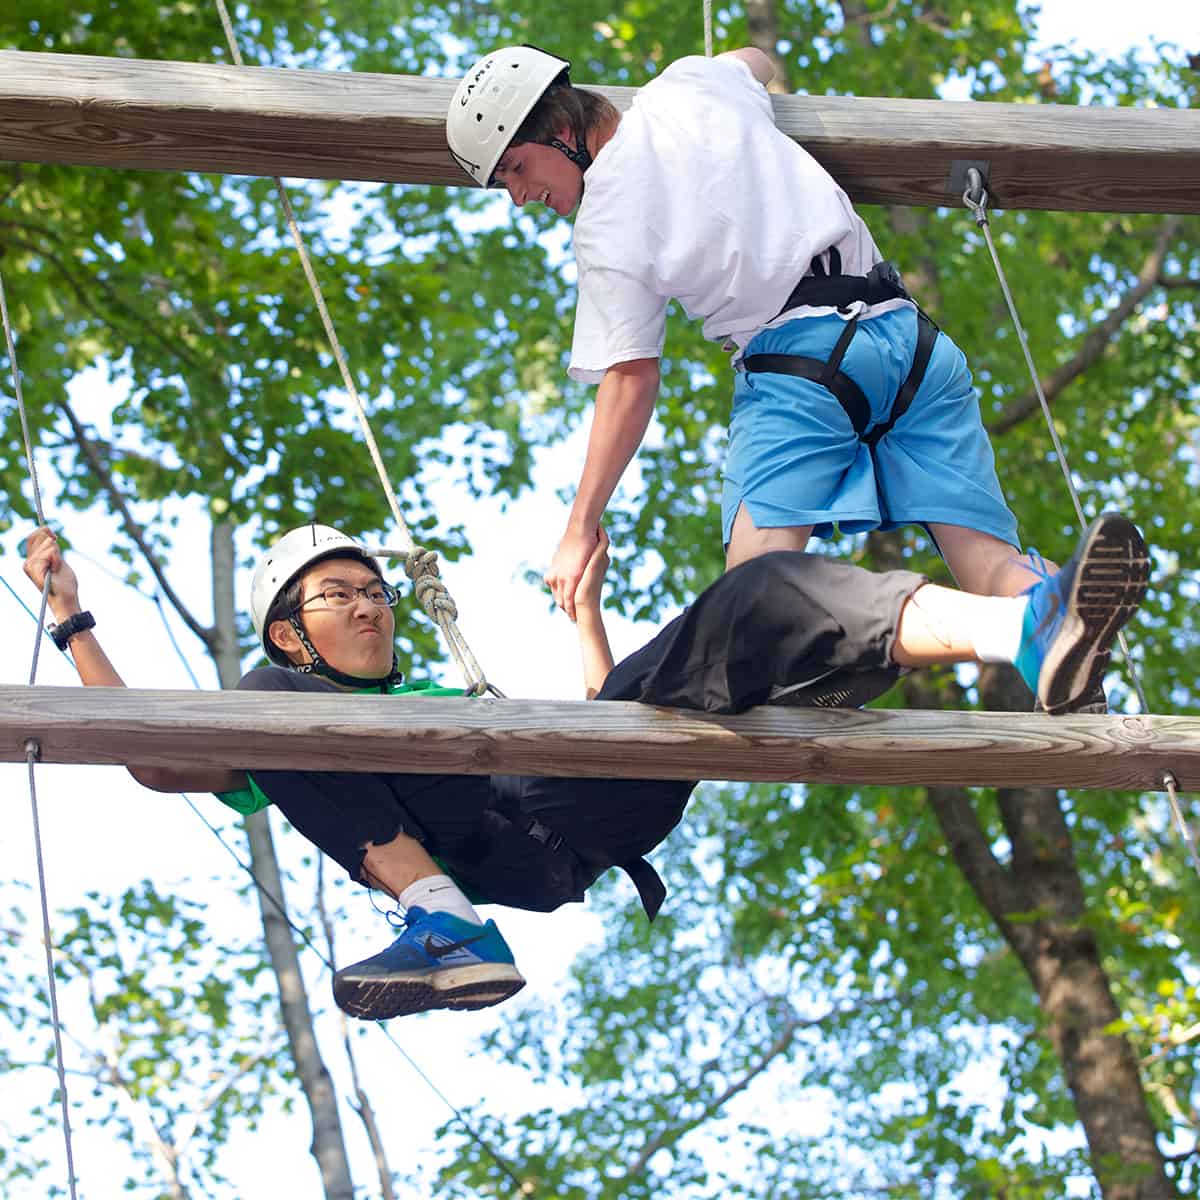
[600,549,923,712]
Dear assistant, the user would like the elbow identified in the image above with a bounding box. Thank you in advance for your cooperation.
[608,357,660,387]
[750,49,776,85]
[130,765,178,793]
[720,47,775,86]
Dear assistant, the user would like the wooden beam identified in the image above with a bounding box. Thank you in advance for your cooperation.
[2,686,1197,793]
[1,50,1197,213]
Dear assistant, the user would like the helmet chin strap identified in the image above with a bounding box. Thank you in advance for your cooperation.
[546,134,592,172]
[287,616,404,691]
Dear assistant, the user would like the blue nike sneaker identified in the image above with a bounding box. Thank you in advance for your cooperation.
[1014,513,1149,715]
[332,907,525,1020]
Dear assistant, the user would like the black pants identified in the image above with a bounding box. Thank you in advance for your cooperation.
[242,552,924,916]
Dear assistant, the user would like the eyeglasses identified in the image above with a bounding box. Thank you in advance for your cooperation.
[294,582,400,612]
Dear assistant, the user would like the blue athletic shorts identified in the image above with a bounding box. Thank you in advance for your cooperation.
[721,307,1020,548]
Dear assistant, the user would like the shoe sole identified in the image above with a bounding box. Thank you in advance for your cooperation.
[333,962,526,1021]
[1037,513,1149,715]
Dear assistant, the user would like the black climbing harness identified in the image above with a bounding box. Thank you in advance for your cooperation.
[742,255,940,447]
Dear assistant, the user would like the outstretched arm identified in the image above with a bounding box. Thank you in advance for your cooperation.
[573,527,616,700]
[546,357,660,621]
[22,526,246,796]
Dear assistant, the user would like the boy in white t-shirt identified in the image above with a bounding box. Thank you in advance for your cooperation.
[446,45,1130,712]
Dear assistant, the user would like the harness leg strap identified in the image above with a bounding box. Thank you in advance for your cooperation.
[863,311,940,447]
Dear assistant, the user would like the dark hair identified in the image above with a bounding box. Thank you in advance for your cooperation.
[512,82,619,154]
[263,552,382,665]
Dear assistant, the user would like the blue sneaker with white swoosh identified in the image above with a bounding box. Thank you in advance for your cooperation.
[1013,513,1148,714]
[333,907,525,1020]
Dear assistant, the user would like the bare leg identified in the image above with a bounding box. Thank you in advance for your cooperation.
[929,522,1058,596]
[725,503,814,571]
[892,583,1012,667]
[360,833,441,899]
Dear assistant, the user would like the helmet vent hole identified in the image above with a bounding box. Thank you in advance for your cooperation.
[476,112,483,121]
[498,124,505,132]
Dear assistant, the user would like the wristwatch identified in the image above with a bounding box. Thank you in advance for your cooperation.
[48,610,96,650]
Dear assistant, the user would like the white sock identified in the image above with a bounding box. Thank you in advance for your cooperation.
[969,595,1031,663]
[399,874,483,926]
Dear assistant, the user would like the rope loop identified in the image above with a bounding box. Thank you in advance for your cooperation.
[404,548,459,623]
[962,167,990,228]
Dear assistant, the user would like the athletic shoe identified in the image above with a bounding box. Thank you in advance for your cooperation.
[1034,681,1108,715]
[1014,513,1148,715]
[332,907,526,1020]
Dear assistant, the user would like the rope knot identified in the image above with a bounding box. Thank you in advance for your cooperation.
[404,547,458,622]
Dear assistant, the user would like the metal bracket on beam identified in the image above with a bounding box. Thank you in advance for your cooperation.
[946,158,991,204]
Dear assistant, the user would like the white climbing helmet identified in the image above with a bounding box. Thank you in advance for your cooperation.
[446,45,571,186]
[250,524,380,663]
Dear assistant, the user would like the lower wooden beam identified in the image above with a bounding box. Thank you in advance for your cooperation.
[1,686,1196,792]
[0,50,1197,212]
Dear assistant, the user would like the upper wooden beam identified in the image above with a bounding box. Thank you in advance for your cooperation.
[2,686,1197,793]
[1,50,1197,213]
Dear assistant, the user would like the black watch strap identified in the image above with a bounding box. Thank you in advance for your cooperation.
[48,610,96,650]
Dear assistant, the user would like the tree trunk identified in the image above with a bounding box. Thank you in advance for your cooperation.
[210,519,356,1200]
[979,664,1174,1200]
[867,529,1172,1196]
[913,665,1173,1198]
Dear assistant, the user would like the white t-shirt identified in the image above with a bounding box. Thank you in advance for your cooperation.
[569,55,896,384]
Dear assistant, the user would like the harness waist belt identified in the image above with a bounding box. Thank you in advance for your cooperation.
[776,259,911,317]
[743,308,940,447]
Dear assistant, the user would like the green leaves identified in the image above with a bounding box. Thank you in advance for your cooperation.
[0,880,281,1195]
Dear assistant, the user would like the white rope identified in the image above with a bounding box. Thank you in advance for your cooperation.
[961,175,1200,881]
[1,269,47,526]
[212,0,495,696]
[1163,772,1200,883]
[962,172,1150,715]
[703,0,714,56]
[29,573,52,687]
[25,741,80,1200]
[2,268,80,1199]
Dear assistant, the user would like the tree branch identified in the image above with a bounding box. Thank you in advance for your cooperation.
[617,989,906,1185]
[897,665,1025,934]
[744,0,791,93]
[617,1004,801,1183]
[0,162,23,209]
[57,397,215,651]
[173,1046,278,1155]
[989,215,1183,435]
[1,226,208,374]
[315,856,398,1200]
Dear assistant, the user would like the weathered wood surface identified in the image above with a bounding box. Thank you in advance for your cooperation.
[1,50,1197,213]
[2,686,1196,792]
